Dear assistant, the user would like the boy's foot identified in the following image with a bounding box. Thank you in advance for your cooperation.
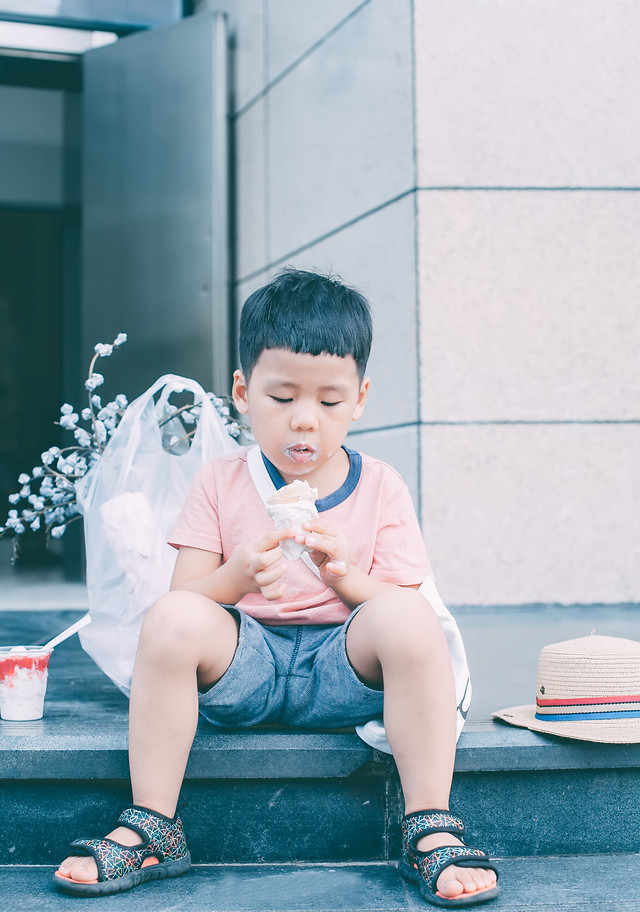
[53,806,191,896]
[56,825,143,883]
[400,810,499,906]
[415,832,498,900]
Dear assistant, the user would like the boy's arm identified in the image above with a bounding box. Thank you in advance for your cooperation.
[170,546,222,593]
[170,528,296,603]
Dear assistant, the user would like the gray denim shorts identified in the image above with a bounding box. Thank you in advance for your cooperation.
[197,606,384,729]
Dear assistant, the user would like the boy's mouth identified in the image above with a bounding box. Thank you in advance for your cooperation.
[284,444,319,464]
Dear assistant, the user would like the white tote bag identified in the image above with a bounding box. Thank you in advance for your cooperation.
[245,446,472,753]
[75,374,239,695]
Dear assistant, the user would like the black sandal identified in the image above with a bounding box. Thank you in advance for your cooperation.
[53,805,191,896]
[398,809,499,908]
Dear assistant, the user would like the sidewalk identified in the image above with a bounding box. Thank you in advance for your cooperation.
[0,541,88,612]
[5,855,640,912]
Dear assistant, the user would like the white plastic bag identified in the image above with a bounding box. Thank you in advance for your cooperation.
[75,374,239,695]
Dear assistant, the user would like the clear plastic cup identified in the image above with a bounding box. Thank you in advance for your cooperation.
[0,646,52,721]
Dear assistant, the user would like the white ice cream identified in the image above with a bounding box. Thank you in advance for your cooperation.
[0,647,51,721]
[266,480,319,560]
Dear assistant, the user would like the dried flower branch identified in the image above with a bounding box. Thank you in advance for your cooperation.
[0,334,249,561]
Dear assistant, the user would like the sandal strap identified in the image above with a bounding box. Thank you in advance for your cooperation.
[401,809,465,852]
[418,845,495,893]
[68,837,157,883]
[118,806,188,861]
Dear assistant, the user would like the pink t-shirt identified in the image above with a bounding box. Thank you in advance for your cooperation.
[169,448,433,625]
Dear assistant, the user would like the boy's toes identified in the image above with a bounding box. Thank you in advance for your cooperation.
[437,865,497,897]
[436,874,465,898]
[56,855,99,883]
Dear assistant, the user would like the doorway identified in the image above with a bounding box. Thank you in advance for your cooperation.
[0,206,64,567]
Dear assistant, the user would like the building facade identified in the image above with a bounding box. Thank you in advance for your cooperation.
[1,1,638,605]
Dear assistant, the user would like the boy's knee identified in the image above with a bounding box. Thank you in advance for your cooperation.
[141,590,227,653]
[359,588,444,656]
[364,587,434,628]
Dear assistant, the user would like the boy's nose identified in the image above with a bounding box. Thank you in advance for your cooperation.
[291,406,318,431]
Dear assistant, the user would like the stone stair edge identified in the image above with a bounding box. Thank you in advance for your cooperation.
[2,719,640,780]
[2,855,640,912]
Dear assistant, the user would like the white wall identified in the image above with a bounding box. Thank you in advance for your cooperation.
[414,1,640,604]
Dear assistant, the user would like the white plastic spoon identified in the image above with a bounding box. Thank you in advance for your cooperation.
[40,613,92,652]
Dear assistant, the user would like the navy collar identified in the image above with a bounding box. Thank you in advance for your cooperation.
[260,447,362,512]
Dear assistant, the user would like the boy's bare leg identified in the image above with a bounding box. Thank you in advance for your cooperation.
[56,591,238,883]
[346,589,497,901]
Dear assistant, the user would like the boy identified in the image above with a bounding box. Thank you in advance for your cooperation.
[55,269,498,907]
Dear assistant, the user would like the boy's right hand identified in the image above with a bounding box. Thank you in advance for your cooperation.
[227,528,295,600]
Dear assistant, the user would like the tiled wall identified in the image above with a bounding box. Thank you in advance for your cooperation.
[211,0,640,605]
[414,2,640,604]
[224,0,423,499]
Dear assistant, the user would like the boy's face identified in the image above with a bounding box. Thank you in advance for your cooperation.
[232,348,369,486]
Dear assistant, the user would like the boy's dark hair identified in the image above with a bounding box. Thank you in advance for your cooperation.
[239,268,372,380]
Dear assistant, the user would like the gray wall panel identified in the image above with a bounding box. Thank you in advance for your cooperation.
[82,12,230,400]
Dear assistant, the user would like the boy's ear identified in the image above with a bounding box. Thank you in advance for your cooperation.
[352,376,370,421]
[232,369,249,415]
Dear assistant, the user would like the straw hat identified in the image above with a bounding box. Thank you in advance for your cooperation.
[493,634,640,743]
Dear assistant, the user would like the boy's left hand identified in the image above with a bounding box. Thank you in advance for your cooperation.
[298,520,350,584]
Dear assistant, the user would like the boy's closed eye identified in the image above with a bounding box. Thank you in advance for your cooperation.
[269,395,341,407]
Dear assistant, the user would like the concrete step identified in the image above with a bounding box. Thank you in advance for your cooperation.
[4,718,640,864]
[2,609,640,866]
[2,856,639,912]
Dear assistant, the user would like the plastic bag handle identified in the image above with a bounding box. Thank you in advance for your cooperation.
[124,373,214,425]
[76,375,221,510]
[123,374,219,444]
[153,375,221,442]
[124,375,220,476]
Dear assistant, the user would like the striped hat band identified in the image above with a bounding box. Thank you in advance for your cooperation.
[535,694,640,721]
